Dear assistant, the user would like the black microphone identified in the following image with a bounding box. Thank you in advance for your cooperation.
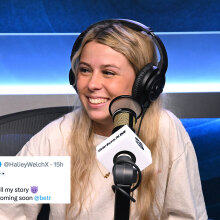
[96,95,152,173]
[96,95,152,219]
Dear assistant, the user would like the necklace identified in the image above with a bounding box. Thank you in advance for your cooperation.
[104,172,110,178]
[96,161,110,178]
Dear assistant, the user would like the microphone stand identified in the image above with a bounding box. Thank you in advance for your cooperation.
[112,153,141,220]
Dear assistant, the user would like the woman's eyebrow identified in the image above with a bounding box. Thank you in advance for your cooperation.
[78,61,91,67]
[101,64,120,70]
[79,62,120,70]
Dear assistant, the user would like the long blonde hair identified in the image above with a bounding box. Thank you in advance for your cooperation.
[67,21,162,219]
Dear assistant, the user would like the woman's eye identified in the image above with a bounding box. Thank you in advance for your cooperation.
[103,70,115,75]
[79,67,90,74]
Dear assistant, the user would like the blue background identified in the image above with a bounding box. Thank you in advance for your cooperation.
[1,0,220,33]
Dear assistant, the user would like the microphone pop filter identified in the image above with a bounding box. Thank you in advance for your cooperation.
[109,95,142,118]
[109,95,143,133]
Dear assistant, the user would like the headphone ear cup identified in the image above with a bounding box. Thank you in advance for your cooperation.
[69,69,78,92]
[132,64,164,106]
[132,64,154,106]
[148,75,165,102]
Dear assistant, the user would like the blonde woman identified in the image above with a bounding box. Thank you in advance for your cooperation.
[0,20,207,220]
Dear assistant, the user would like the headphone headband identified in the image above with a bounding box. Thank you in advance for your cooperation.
[70,19,168,77]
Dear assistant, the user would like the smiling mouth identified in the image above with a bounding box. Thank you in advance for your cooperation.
[88,97,108,104]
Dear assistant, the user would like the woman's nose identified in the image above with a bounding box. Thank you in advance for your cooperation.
[87,72,103,91]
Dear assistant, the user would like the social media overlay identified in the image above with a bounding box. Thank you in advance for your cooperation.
[0,156,70,204]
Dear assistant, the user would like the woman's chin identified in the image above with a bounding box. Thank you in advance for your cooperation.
[91,115,111,123]
[88,113,112,125]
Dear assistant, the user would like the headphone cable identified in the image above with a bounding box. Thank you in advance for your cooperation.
[137,103,149,136]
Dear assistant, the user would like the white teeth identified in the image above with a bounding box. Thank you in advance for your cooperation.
[89,98,108,104]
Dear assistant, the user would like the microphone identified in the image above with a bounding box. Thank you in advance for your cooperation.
[96,95,152,173]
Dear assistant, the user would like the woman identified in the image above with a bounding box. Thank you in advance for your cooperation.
[0,20,207,219]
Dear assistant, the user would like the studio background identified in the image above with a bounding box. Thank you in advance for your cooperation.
[0,0,219,219]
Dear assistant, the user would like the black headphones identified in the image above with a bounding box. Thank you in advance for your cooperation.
[69,19,168,108]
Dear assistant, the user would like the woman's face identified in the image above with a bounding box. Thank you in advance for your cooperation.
[77,41,136,135]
